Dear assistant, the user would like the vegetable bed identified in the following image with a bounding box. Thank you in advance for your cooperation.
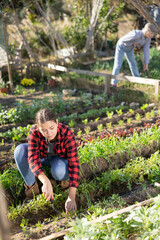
[1,91,160,239]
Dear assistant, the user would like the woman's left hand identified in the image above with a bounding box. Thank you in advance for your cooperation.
[144,64,148,71]
[65,196,77,213]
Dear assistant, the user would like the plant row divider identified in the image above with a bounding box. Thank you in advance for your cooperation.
[38,196,157,240]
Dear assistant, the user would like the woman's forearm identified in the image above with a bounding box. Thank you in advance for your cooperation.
[68,187,77,199]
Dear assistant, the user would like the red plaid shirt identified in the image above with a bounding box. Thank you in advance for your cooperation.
[28,123,79,188]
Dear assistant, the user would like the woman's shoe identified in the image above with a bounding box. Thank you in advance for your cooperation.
[24,181,40,201]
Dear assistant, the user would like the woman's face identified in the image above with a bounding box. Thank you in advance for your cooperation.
[145,30,154,39]
[38,120,58,141]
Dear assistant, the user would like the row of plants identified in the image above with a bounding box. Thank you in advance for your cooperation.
[65,196,160,240]
[0,93,110,125]
[0,105,129,138]
[5,150,160,238]
[0,106,156,142]
[1,124,160,208]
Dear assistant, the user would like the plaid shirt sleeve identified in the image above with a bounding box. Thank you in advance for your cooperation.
[28,125,46,177]
[59,124,80,188]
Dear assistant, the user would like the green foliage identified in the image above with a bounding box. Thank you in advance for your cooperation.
[135,113,141,121]
[78,126,160,165]
[63,15,88,50]
[0,168,24,202]
[124,196,160,239]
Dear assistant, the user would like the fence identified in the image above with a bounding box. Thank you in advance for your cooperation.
[26,62,160,96]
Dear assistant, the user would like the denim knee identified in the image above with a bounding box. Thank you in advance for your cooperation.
[51,158,69,181]
[14,143,28,165]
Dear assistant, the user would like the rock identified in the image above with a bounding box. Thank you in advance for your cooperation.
[62,89,77,96]
[129,102,140,108]
[121,101,126,106]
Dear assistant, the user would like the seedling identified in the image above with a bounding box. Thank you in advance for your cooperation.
[127,118,132,124]
[140,104,148,110]
[118,120,124,127]
[77,130,82,138]
[69,120,76,128]
[106,111,113,118]
[95,117,99,122]
[82,119,88,125]
[84,126,91,135]
[116,109,123,115]
[145,112,151,119]
[129,109,134,114]
[97,124,103,131]
[106,122,112,128]
[135,113,141,121]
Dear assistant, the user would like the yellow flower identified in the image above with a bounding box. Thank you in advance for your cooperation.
[20,78,35,86]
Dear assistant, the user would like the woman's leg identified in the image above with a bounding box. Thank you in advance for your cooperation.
[125,49,140,77]
[48,156,69,181]
[111,42,125,85]
[14,143,36,186]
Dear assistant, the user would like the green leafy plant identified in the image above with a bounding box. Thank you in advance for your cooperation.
[140,104,148,110]
[116,109,123,115]
[77,129,82,138]
[135,113,141,121]
[129,109,134,114]
[68,120,76,128]
[118,120,124,127]
[106,111,114,118]
[145,112,151,119]
[127,118,132,124]
[106,122,112,128]
[84,126,91,135]
[97,124,103,131]
[150,110,155,117]
[95,117,99,122]
[82,119,88,125]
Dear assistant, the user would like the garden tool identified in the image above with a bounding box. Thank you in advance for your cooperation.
[50,198,61,214]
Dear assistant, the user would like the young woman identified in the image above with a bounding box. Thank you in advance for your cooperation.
[111,23,159,87]
[14,108,80,212]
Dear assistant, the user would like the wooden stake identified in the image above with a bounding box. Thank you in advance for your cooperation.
[38,196,157,240]
[2,17,14,93]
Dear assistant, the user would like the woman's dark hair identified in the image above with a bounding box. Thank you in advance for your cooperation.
[36,109,56,125]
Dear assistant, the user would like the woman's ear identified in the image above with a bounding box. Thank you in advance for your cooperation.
[56,119,59,125]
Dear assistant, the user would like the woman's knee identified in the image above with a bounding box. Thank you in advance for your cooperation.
[14,143,28,163]
[51,158,69,181]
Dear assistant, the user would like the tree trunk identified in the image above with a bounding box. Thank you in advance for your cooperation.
[83,0,104,53]
[33,0,70,52]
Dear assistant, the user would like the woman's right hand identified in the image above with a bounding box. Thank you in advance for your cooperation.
[38,173,53,201]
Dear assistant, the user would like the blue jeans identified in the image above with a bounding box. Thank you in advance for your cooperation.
[14,143,69,186]
[111,40,140,85]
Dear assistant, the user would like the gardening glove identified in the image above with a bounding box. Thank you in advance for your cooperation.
[65,196,77,213]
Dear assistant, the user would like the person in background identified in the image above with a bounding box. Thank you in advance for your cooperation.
[111,23,159,87]
[14,108,80,213]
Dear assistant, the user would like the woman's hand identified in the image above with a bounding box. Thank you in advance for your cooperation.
[143,64,148,71]
[65,187,77,213]
[38,173,53,201]
[65,196,77,213]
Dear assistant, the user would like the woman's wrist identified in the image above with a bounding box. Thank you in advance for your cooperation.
[68,187,77,199]
[38,173,50,184]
